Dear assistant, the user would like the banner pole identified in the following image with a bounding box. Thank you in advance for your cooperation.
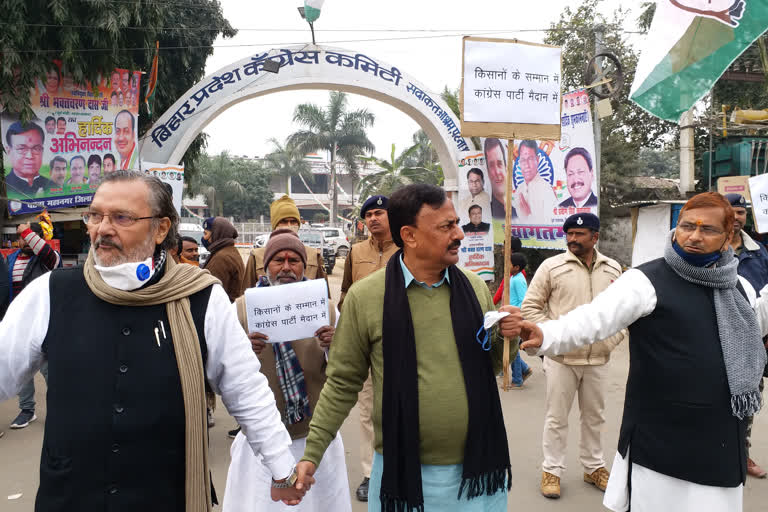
[501,140,514,391]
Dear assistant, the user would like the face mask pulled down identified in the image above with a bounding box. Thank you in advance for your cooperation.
[94,256,156,291]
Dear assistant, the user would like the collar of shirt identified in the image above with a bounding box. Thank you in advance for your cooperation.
[399,254,451,289]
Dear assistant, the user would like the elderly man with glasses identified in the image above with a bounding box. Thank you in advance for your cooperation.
[0,170,305,511]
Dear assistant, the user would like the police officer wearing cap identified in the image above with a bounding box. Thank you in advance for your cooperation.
[725,193,768,479]
[521,213,625,499]
[339,194,398,502]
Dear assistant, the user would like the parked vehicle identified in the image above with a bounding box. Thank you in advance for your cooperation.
[319,227,351,258]
[299,228,336,275]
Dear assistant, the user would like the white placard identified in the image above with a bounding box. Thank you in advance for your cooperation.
[141,161,184,215]
[245,279,330,342]
[749,174,768,233]
[463,40,561,125]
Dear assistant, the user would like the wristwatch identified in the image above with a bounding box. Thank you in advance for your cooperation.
[271,465,298,489]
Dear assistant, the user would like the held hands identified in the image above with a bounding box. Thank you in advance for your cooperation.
[269,461,317,506]
[495,306,544,353]
[315,326,335,349]
[248,332,268,355]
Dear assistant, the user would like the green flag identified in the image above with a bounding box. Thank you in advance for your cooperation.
[630,0,768,122]
[304,0,325,23]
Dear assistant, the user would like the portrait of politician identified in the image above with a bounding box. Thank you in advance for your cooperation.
[67,155,86,185]
[3,120,52,198]
[559,147,598,208]
[485,137,517,220]
[103,153,116,174]
[44,116,56,135]
[56,117,66,135]
[460,167,491,219]
[462,205,491,233]
[48,156,68,189]
[87,154,102,186]
[114,110,137,170]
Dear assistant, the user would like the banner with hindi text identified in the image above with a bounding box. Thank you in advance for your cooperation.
[2,62,141,215]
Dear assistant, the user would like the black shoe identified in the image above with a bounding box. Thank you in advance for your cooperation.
[227,426,241,439]
[10,409,37,429]
[356,477,370,502]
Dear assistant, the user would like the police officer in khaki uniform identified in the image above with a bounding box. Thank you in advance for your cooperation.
[242,195,327,289]
[339,195,398,502]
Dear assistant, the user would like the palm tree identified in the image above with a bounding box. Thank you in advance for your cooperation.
[263,138,314,195]
[264,138,331,213]
[187,151,246,216]
[357,143,442,199]
[289,91,375,227]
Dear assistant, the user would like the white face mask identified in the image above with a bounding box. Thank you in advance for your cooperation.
[94,255,156,291]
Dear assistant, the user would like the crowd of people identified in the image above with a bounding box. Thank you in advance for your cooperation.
[0,171,766,512]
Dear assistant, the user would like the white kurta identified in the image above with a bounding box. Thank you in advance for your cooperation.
[530,268,768,512]
[224,432,351,512]
[515,174,556,223]
[0,273,295,480]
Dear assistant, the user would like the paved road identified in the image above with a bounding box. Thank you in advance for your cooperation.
[2,259,767,510]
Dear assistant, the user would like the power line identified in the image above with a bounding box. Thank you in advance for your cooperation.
[0,30,555,54]
[0,26,645,55]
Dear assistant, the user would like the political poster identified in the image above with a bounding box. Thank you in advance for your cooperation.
[748,173,768,233]
[2,62,141,215]
[142,162,185,215]
[457,151,494,280]
[487,89,598,249]
[245,279,330,342]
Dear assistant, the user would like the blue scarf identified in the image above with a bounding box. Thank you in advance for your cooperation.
[672,240,722,267]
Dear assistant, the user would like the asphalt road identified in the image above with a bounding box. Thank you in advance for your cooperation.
[2,258,767,510]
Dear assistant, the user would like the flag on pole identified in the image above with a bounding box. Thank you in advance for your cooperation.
[144,41,160,116]
[304,0,325,23]
[630,0,768,122]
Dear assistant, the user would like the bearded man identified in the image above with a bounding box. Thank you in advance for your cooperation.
[225,229,349,512]
[0,170,304,511]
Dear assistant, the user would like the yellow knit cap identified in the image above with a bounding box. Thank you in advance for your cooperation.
[270,195,301,231]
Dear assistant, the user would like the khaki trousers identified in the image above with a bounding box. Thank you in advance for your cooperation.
[358,373,375,478]
[542,357,609,477]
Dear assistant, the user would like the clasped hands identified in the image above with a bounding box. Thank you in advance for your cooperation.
[496,305,544,351]
[270,461,318,505]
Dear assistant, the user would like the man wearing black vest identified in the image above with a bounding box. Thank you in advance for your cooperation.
[0,171,305,511]
[520,192,768,511]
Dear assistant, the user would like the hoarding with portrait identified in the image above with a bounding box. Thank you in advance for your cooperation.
[457,151,494,280]
[2,62,141,215]
[486,89,599,249]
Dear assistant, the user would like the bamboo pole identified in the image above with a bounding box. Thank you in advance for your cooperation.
[501,141,514,391]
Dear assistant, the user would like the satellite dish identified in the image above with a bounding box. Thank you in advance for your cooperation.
[585,52,624,99]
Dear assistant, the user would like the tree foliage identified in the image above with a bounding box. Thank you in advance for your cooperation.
[263,138,314,195]
[187,151,271,221]
[288,91,375,225]
[0,0,236,179]
[357,142,442,198]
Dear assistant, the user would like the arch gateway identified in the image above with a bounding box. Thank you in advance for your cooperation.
[140,44,470,195]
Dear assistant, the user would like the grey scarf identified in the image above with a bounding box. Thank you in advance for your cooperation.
[664,231,766,419]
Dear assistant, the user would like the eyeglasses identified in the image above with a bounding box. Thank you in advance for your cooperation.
[82,211,156,227]
[677,222,724,237]
[13,145,44,156]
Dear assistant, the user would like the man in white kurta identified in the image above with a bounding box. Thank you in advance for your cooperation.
[514,140,556,224]
[519,193,768,512]
[224,230,351,512]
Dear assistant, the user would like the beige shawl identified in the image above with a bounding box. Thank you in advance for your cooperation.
[83,251,221,511]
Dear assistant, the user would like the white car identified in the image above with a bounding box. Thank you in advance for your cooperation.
[319,227,351,258]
